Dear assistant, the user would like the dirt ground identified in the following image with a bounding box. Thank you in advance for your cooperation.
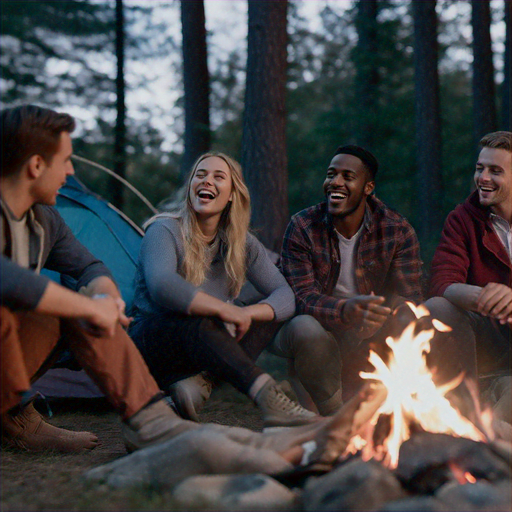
[0,385,270,512]
[1,353,288,512]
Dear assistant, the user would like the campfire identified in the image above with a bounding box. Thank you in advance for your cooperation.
[300,303,511,511]
[344,302,494,469]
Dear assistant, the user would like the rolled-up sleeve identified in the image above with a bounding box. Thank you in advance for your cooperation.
[1,256,50,310]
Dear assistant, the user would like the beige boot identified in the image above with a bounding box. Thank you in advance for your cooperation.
[121,399,198,452]
[168,373,213,422]
[255,380,321,429]
[1,402,98,453]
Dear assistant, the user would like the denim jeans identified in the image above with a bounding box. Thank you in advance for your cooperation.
[425,297,511,379]
[129,313,281,395]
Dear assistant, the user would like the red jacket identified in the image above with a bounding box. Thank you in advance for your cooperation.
[429,191,512,297]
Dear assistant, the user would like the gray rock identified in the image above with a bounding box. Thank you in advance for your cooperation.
[172,474,298,511]
[84,427,291,490]
[377,496,450,511]
[302,459,405,511]
[396,433,511,494]
[436,481,512,511]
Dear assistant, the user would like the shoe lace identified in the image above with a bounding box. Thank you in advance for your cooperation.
[268,386,312,416]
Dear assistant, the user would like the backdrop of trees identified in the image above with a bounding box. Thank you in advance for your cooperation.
[1,0,510,263]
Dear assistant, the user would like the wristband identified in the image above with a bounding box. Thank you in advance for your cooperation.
[92,294,109,300]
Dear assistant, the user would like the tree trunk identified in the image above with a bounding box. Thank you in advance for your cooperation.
[113,0,126,209]
[353,0,379,149]
[502,0,511,130]
[411,0,443,245]
[471,0,497,142]
[181,0,210,180]
[241,0,288,252]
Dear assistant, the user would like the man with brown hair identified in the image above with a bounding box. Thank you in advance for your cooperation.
[0,104,204,453]
[427,131,512,423]
[0,105,385,475]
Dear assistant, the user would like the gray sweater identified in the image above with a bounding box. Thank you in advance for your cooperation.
[132,217,295,321]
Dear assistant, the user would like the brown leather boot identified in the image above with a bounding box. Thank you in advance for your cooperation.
[1,402,98,453]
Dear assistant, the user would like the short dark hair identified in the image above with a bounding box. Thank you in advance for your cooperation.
[1,105,75,178]
[479,131,511,152]
[333,144,379,179]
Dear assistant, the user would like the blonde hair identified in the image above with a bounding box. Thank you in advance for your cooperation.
[180,152,251,297]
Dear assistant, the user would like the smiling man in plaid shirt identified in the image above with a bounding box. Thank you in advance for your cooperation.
[269,145,423,416]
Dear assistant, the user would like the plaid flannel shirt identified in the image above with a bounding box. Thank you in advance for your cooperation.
[280,196,423,330]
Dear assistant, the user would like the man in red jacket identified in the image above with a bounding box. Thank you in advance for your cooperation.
[427,131,511,423]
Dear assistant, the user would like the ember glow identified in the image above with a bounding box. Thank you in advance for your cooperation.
[345,303,490,468]
[448,461,477,485]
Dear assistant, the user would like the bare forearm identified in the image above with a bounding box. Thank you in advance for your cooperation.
[36,280,98,319]
[443,283,482,311]
[37,280,122,337]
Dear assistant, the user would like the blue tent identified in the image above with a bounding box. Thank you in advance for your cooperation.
[34,175,145,398]
[44,175,143,308]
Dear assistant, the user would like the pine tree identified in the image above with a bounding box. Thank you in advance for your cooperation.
[241,0,289,251]
[411,0,443,252]
[180,0,210,180]
[471,0,497,141]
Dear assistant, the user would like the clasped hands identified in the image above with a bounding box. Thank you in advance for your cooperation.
[342,293,392,338]
[476,283,512,325]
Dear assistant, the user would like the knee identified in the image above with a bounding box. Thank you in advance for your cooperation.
[0,306,19,339]
[198,317,228,339]
[424,297,466,327]
[284,315,337,356]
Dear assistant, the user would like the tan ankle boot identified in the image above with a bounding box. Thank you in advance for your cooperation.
[168,373,213,422]
[255,380,321,430]
[1,402,98,453]
[121,399,198,452]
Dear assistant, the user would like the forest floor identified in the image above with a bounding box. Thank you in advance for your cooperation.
[0,355,287,512]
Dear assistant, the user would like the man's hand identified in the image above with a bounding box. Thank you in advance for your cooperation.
[477,283,512,325]
[81,295,123,338]
[342,294,392,338]
[81,276,132,329]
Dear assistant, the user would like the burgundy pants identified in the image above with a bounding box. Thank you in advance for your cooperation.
[0,306,160,419]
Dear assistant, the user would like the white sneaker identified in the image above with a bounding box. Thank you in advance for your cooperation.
[255,380,320,429]
[168,373,213,422]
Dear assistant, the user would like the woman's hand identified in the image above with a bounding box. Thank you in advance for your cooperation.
[218,302,253,341]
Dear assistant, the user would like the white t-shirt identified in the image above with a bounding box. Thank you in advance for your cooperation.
[4,207,30,269]
[333,222,365,298]
[491,213,512,263]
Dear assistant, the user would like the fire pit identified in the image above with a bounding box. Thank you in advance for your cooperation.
[301,303,512,511]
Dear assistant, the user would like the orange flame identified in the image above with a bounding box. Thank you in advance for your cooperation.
[345,304,490,468]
